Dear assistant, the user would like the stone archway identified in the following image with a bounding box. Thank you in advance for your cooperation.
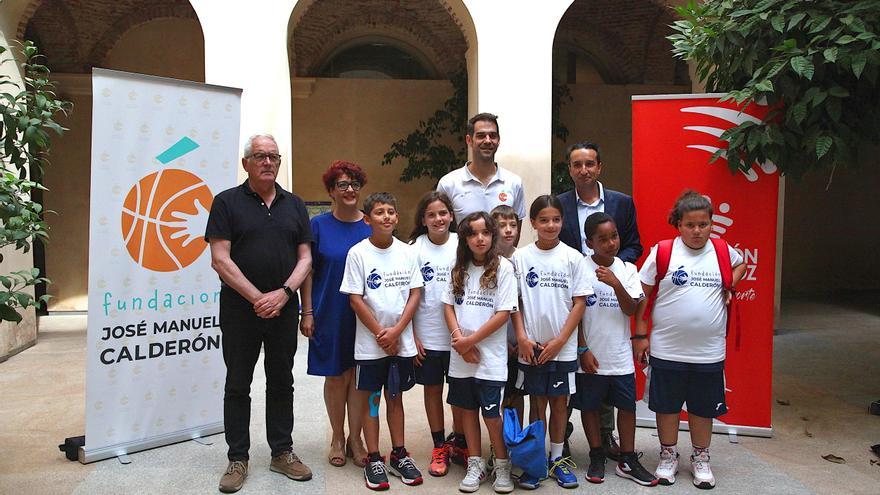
[17,0,205,311]
[286,0,475,231]
[551,0,691,194]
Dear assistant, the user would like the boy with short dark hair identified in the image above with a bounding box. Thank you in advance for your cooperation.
[340,192,424,490]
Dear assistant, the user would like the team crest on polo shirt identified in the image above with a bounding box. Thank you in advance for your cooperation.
[498,191,509,203]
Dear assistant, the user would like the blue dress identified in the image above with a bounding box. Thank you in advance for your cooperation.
[307,212,371,376]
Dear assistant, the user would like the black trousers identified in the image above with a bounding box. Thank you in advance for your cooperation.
[220,291,298,461]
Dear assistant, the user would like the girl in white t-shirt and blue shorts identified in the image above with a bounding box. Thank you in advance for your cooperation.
[513,195,592,490]
[635,191,745,490]
[441,211,518,493]
[408,191,459,477]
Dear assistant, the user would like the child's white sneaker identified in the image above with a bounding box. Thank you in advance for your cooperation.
[493,458,514,493]
[459,456,487,493]
[654,445,679,485]
[690,450,715,489]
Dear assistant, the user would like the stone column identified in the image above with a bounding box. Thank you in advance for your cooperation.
[189,0,298,188]
[464,0,574,242]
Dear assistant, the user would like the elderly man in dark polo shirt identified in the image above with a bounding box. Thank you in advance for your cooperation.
[205,134,313,493]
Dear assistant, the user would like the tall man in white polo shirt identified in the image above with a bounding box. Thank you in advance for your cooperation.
[437,113,526,236]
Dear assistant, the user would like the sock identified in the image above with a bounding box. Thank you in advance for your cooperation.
[550,442,564,460]
[391,445,407,459]
[431,430,446,448]
[661,443,678,456]
[454,432,467,449]
[589,447,604,456]
[692,445,709,457]
[368,451,382,463]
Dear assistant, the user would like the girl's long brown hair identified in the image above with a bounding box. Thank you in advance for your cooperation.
[452,212,500,297]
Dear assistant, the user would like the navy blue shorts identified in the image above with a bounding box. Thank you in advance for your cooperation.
[355,356,416,394]
[415,350,449,386]
[447,377,506,418]
[518,360,577,397]
[648,357,727,418]
[570,373,636,412]
[504,354,526,398]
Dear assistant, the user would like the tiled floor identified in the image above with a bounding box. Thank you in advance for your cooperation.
[1,294,878,494]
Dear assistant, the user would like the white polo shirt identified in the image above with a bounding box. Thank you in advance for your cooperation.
[437,163,527,221]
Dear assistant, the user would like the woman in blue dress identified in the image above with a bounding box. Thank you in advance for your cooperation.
[300,161,371,467]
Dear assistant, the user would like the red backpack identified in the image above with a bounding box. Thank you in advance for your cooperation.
[641,238,741,351]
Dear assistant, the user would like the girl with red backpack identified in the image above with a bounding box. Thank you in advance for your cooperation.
[634,190,746,490]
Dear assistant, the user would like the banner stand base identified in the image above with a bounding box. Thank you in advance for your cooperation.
[636,418,772,438]
[79,422,224,464]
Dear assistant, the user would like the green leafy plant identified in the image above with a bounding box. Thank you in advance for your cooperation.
[668,0,880,182]
[0,41,71,322]
[381,69,468,183]
[551,79,573,195]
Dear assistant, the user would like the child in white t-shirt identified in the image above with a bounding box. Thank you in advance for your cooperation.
[441,211,517,493]
[571,212,656,487]
[340,192,424,490]
[635,191,745,490]
[407,191,459,477]
[490,205,526,423]
[513,195,592,490]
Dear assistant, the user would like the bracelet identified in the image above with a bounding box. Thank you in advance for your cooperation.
[577,345,590,355]
[300,310,313,316]
[630,334,648,340]
[450,327,462,336]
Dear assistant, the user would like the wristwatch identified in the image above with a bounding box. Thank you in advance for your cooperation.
[282,285,293,298]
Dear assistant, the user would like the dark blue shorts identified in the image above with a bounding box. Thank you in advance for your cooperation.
[415,349,449,386]
[571,373,636,412]
[518,360,577,397]
[648,357,727,418]
[447,377,506,418]
[504,354,526,398]
[355,356,416,394]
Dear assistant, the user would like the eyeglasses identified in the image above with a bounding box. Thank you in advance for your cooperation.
[335,181,362,192]
[249,152,282,163]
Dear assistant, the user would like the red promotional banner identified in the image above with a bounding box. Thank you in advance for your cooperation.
[632,94,777,436]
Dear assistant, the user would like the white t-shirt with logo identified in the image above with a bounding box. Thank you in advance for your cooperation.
[340,237,424,360]
[441,257,517,382]
[436,163,527,220]
[639,237,743,364]
[513,242,594,363]
[412,233,458,351]
[581,256,643,376]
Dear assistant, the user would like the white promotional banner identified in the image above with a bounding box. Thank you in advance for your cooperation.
[83,69,241,463]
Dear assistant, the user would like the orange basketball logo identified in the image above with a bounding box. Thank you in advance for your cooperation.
[121,169,213,272]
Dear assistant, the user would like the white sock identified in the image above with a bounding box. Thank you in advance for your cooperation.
[549,442,564,459]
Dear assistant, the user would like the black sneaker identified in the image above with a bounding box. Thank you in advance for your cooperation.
[389,450,423,486]
[364,457,390,491]
[562,421,574,458]
[615,452,659,486]
[585,449,606,484]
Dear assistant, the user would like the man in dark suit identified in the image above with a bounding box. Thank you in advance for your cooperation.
[557,141,643,461]
[558,142,642,263]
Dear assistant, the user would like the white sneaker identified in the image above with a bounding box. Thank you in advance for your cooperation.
[459,456,487,493]
[654,446,679,485]
[690,451,715,489]
[493,458,514,493]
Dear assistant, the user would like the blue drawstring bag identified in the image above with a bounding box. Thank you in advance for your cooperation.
[503,407,547,480]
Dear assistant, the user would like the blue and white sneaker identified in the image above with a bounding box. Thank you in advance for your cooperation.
[517,472,541,490]
[549,456,579,488]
